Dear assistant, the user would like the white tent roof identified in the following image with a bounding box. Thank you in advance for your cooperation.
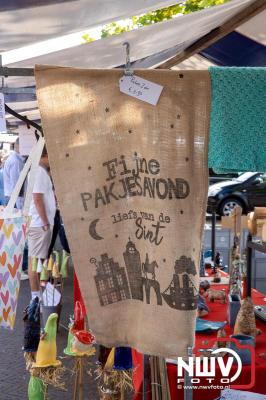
[237,8,266,44]
[172,54,214,70]
[2,0,264,125]
[0,0,179,52]
[4,0,257,70]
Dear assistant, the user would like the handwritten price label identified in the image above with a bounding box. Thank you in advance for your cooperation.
[0,93,7,133]
[119,75,163,106]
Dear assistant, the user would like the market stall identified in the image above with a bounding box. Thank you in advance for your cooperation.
[133,283,266,399]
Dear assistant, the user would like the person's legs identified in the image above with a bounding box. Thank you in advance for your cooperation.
[28,226,53,299]
[47,209,61,258]
[28,256,40,298]
[58,223,70,253]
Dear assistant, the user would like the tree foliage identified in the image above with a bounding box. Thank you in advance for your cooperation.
[182,0,230,13]
[83,0,230,42]
[101,22,133,38]
[82,33,95,42]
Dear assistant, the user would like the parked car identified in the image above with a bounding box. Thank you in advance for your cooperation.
[207,172,266,216]
[209,169,240,185]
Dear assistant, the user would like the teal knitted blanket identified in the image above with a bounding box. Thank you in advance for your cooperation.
[208,67,266,173]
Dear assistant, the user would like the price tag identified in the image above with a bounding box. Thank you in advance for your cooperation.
[19,124,37,156]
[119,75,163,106]
[0,93,7,133]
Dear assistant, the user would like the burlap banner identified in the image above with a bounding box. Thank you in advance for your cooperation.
[35,66,210,358]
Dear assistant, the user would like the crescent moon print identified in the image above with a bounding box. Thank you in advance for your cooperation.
[89,219,104,240]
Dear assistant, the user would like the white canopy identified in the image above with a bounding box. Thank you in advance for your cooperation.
[0,0,179,52]
[237,8,266,44]
[4,0,257,70]
[1,0,264,124]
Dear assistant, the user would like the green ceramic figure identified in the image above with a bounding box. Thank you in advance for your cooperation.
[28,376,45,400]
[40,265,49,281]
[32,257,38,272]
[61,250,70,279]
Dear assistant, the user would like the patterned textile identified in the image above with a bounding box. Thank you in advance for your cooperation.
[0,216,28,328]
[208,67,266,173]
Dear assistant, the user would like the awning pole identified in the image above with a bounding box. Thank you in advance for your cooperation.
[0,55,34,77]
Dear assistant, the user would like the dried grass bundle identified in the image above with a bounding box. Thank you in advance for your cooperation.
[24,352,36,371]
[95,366,133,400]
[30,366,66,391]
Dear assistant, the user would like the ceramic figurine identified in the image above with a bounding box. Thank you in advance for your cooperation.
[213,272,221,283]
[64,301,95,357]
[40,260,49,282]
[197,294,209,317]
[207,288,227,304]
[113,347,133,371]
[23,297,41,353]
[61,250,70,278]
[71,330,95,354]
[47,256,53,271]
[216,328,227,348]
[199,280,210,293]
[234,297,261,337]
[28,376,45,400]
[64,317,76,356]
[33,313,61,368]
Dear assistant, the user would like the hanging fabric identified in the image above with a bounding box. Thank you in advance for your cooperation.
[208,66,266,173]
[35,66,210,357]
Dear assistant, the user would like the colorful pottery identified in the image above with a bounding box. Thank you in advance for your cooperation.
[33,313,61,368]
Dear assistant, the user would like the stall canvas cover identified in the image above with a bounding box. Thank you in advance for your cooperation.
[35,67,210,358]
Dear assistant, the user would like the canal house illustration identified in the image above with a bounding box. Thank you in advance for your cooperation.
[93,241,197,310]
[94,253,130,306]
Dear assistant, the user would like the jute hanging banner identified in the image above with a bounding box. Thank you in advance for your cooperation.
[35,66,210,358]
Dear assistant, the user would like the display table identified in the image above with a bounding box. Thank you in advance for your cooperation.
[133,285,266,399]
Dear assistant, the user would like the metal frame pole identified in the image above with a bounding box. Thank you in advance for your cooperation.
[0,55,34,77]
[246,233,252,297]
[184,347,193,400]
[142,354,149,400]
[211,210,216,263]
